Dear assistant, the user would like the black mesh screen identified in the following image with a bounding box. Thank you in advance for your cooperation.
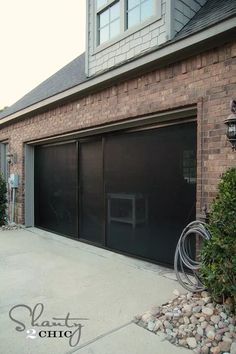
[35,142,77,238]
[79,139,104,244]
[34,121,196,266]
[104,122,196,265]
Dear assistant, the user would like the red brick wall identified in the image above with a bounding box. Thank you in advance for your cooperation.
[0,41,236,224]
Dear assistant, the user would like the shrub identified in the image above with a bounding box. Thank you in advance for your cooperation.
[0,173,7,226]
[200,168,236,306]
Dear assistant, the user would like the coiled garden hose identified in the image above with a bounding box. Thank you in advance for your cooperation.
[174,220,212,292]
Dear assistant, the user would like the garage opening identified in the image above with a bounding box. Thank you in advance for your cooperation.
[34,120,196,266]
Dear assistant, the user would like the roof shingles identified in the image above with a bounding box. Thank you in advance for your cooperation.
[175,0,236,40]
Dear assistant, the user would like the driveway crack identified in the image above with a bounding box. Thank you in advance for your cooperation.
[66,320,134,353]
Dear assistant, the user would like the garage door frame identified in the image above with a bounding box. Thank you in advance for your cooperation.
[24,106,197,266]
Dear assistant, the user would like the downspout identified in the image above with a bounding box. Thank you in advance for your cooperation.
[11,187,16,223]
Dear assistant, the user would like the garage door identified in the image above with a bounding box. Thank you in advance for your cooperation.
[104,122,196,265]
[34,121,196,266]
[34,142,78,238]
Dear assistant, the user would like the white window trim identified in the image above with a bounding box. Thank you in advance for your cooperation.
[93,0,162,53]
[97,0,118,13]
[95,0,121,47]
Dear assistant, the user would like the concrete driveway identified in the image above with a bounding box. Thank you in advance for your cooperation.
[0,228,190,354]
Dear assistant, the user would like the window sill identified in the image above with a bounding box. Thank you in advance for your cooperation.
[93,14,163,55]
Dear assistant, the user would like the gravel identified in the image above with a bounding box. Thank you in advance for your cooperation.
[0,224,22,231]
[134,290,236,353]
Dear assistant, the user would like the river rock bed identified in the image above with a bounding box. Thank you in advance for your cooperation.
[134,290,236,354]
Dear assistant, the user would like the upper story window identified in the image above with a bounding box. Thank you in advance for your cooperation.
[97,1,121,45]
[126,0,154,29]
[96,0,157,47]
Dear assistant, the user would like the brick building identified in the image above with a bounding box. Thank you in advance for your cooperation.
[0,0,235,266]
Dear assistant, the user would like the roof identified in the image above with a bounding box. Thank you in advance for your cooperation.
[175,0,236,40]
[0,0,235,120]
[0,53,87,119]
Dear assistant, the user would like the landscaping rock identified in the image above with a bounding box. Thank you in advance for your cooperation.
[218,321,225,329]
[147,321,155,331]
[193,306,202,313]
[135,291,236,354]
[165,312,174,319]
[219,338,231,352]
[153,319,162,331]
[183,304,193,313]
[163,320,172,329]
[211,315,221,324]
[220,312,228,320]
[230,342,236,354]
[141,312,153,323]
[178,338,187,346]
[150,306,161,316]
[206,330,216,340]
[201,321,209,329]
[184,316,190,325]
[197,325,204,336]
[0,224,21,231]
[187,337,197,349]
[202,307,214,316]
[201,345,210,354]
[210,346,221,354]
[191,315,199,324]
[201,291,210,298]
[215,334,222,341]
[186,293,192,300]
[173,289,180,296]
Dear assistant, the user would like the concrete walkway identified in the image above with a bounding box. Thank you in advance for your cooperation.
[0,228,190,354]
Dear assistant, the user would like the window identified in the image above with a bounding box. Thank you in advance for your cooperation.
[96,0,157,47]
[126,0,154,29]
[97,1,121,45]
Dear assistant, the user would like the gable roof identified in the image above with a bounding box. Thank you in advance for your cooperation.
[0,0,235,121]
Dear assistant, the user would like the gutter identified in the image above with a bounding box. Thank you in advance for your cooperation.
[0,17,235,126]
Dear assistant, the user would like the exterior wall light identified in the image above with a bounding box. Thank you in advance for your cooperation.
[224,100,236,150]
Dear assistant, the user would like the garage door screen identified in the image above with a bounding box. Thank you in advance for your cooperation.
[35,142,77,238]
[105,122,196,265]
[34,122,196,266]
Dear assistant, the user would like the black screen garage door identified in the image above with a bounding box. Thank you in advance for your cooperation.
[34,122,196,266]
[35,142,78,238]
[104,122,196,265]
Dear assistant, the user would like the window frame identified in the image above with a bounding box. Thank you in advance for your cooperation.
[126,0,155,31]
[94,0,161,51]
[96,0,122,46]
